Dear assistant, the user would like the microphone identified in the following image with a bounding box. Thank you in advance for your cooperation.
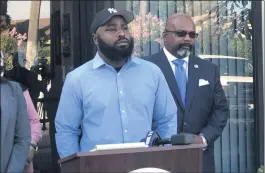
[141,131,162,147]
[156,133,193,145]
[141,131,193,146]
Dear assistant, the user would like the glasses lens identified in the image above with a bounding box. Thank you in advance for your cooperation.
[176,31,187,37]
[188,32,197,38]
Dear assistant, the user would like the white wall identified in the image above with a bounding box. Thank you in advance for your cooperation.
[7,1,50,20]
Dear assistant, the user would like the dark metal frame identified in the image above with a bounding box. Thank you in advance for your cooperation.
[251,0,264,168]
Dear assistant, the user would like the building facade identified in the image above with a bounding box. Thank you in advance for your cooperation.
[48,1,264,172]
[1,1,264,173]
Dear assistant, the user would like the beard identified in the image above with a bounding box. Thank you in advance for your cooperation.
[177,49,191,58]
[98,36,134,62]
[173,43,193,59]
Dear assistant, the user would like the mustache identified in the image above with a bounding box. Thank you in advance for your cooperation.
[179,43,193,50]
[115,38,130,45]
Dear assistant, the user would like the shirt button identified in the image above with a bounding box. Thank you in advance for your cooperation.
[120,91,123,94]
[117,73,120,76]
[125,130,128,133]
[122,110,125,113]
[184,122,188,126]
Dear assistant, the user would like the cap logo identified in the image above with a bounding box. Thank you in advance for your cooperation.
[108,8,117,13]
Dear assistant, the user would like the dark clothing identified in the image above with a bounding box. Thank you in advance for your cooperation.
[145,50,229,173]
[4,66,43,106]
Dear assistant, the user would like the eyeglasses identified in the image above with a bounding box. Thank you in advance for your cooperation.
[164,30,198,38]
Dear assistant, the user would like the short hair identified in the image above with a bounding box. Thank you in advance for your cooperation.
[0,13,11,30]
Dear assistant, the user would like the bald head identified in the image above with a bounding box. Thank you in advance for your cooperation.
[165,14,195,31]
[163,14,197,59]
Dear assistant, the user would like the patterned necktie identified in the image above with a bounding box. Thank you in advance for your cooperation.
[172,59,187,106]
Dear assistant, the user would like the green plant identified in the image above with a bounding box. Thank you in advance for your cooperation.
[0,35,17,70]
[0,35,17,57]
[196,23,252,59]
[38,46,50,58]
[258,165,264,173]
[229,38,252,59]
[38,46,50,64]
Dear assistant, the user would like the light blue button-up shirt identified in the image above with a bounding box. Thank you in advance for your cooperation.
[55,53,177,158]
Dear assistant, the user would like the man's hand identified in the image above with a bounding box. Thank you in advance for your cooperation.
[15,33,27,41]
[26,146,36,165]
[192,135,203,144]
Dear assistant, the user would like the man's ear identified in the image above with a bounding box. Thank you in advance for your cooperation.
[92,34,98,45]
[162,32,167,42]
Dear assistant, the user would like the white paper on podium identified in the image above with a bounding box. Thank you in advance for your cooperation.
[90,142,148,152]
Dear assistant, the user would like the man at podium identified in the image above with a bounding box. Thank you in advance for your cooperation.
[55,8,177,159]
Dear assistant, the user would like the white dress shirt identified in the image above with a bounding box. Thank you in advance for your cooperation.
[163,47,189,78]
[163,47,208,147]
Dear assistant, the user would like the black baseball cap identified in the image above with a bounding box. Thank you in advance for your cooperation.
[90,8,134,34]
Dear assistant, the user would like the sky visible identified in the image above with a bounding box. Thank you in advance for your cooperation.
[7,1,50,20]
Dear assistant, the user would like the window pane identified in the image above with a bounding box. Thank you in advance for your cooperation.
[126,1,255,172]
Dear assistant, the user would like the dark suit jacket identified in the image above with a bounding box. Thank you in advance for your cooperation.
[145,50,229,173]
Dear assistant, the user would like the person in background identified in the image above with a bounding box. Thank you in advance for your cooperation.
[22,86,42,173]
[55,8,177,158]
[145,14,229,172]
[1,14,43,107]
[4,51,44,107]
[1,14,43,172]
[0,55,31,173]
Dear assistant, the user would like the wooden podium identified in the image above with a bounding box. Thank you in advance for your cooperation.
[58,144,204,172]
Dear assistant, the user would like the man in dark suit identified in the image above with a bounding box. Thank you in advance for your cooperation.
[145,14,229,172]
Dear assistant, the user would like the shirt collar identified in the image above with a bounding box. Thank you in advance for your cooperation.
[163,47,189,63]
[92,52,140,69]
[92,52,105,69]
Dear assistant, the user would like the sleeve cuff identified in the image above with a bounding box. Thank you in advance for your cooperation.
[199,133,208,148]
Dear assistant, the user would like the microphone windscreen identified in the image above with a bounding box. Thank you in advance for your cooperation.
[143,131,161,147]
[171,133,193,145]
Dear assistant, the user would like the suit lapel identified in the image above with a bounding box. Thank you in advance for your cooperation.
[186,55,200,110]
[154,50,185,110]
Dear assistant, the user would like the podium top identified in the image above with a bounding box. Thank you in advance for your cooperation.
[58,144,204,164]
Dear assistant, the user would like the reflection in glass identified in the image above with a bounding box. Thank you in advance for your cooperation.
[126,1,255,172]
